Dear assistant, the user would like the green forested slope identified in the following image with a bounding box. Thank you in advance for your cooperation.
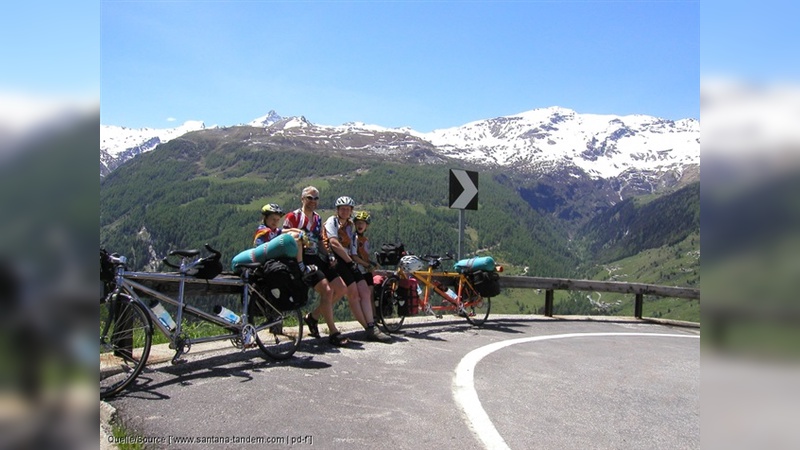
[578,182,699,264]
[100,133,579,277]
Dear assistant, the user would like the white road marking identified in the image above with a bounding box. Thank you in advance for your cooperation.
[452,332,700,450]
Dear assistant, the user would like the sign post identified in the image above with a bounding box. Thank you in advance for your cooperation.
[449,169,479,260]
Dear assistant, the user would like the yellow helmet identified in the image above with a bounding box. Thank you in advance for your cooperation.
[260,203,284,216]
[353,211,371,224]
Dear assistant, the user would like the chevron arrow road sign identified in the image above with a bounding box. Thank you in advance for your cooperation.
[449,169,478,210]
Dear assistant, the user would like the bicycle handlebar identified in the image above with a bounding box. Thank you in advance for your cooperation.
[162,243,222,270]
[421,253,454,262]
[204,243,221,259]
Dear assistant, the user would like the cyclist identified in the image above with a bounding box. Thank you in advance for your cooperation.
[323,198,390,343]
[283,187,350,347]
[351,211,378,316]
[254,203,308,267]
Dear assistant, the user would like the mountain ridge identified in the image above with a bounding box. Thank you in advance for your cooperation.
[101,106,699,183]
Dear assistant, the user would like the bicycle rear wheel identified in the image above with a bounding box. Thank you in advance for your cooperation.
[462,286,491,326]
[254,308,303,360]
[100,294,152,399]
[378,276,406,333]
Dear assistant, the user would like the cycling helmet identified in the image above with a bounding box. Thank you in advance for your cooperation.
[353,211,371,224]
[261,203,284,216]
[399,255,426,273]
[335,196,355,208]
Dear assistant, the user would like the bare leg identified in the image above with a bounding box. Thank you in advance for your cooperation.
[321,277,348,335]
[356,280,374,325]
[344,281,367,328]
[311,279,338,335]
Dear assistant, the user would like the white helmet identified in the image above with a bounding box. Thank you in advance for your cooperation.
[335,196,355,208]
[399,255,426,273]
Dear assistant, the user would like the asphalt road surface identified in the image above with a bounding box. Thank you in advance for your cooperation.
[103,315,699,450]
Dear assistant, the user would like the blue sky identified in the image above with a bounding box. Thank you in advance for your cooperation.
[100,1,698,132]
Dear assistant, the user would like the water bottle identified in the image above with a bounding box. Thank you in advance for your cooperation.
[214,305,241,325]
[444,287,458,302]
[149,300,177,331]
[416,284,424,298]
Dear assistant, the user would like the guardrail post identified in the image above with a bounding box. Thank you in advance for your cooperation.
[544,290,554,317]
[634,293,643,319]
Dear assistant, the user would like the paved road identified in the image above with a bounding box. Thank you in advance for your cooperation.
[103,315,699,450]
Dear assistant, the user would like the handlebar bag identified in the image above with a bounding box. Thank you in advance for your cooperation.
[192,253,223,280]
[376,242,405,266]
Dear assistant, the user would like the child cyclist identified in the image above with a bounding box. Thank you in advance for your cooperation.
[283,187,350,347]
[323,198,390,343]
[254,203,308,267]
[351,211,378,317]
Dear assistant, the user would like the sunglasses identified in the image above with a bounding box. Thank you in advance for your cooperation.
[304,196,320,201]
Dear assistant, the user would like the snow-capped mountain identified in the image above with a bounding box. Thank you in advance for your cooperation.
[100,107,699,183]
[422,106,699,179]
[246,110,283,128]
[100,120,208,176]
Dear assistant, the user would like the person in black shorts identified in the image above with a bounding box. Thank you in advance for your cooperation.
[282,186,350,346]
[323,197,390,343]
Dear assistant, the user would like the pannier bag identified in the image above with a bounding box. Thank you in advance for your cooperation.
[454,256,496,274]
[100,248,115,283]
[100,248,116,297]
[469,270,501,298]
[251,258,309,312]
[397,278,420,315]
[231,233,298,272]
[372,274,386,314]
[376,242,405,266]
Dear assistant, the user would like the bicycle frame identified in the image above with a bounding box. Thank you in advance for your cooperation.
[100,249,306,399]
[117,270,280,349]
[407,269,469,311]
[375,253,493,334]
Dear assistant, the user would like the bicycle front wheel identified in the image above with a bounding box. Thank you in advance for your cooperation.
[378,276,406,333]
[100,294,152,399]
[255,308,303,360]
[463,290,491,326]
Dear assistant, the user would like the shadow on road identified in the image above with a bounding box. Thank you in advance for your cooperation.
[116,347,332,400]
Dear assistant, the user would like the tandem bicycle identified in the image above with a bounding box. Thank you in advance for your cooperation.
[99,245,305,399]
[374,252,503,333]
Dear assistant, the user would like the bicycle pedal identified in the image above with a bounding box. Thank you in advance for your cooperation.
[435,314,443,319]
[171,356,187,365]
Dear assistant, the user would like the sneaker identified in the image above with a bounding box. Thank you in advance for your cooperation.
[366,325,392,343]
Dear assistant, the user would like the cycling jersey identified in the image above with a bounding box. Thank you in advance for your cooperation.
[283,209,322,255]
[356,234,370,263]
[323,215,357,256]
[253,224,282,247]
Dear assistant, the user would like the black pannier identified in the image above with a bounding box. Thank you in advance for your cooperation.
[251,258,309,312]
[376,242,405,266]
[470,270,501,298]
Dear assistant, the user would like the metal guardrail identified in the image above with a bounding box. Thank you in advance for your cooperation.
[126,270,700,321]
[499,275,700,319]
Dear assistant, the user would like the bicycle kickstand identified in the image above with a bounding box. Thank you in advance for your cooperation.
[425,304,443,319]
[171,338,190,365]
